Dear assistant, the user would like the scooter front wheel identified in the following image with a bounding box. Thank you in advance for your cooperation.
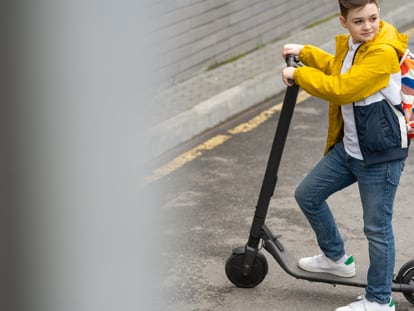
[225,247,268,288]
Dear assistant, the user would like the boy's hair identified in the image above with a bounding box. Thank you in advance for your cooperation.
[338,0,379,18]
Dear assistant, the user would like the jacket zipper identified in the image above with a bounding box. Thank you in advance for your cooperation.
[350,44,364,159]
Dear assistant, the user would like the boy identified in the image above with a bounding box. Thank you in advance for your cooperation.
[281,0,409,310]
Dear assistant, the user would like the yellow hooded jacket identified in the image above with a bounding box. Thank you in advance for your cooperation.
[294,20,408,157]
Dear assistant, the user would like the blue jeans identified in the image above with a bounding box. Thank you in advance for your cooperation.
[294,141,404,304]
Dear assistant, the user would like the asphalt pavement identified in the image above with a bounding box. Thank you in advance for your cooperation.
[155,91,414,311]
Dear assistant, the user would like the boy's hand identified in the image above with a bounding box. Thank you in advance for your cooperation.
[282,44,304,58]
[282,67,296,87]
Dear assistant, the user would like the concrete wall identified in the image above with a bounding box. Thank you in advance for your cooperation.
[152,0,339,89]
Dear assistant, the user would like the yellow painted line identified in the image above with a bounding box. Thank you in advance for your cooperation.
[228,90,311,134]
[228,104,282,134]
[144,90,311,184]
[144,134,232,184]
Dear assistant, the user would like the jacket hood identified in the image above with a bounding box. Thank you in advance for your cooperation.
[374,20,408,54]
[336,20,408,55]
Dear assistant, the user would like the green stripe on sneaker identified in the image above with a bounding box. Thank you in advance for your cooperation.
[345,256,354,265]
[389,298,395,307]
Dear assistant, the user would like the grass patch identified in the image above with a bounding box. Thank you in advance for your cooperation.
[305,13,339,29]
[207,44,264,71]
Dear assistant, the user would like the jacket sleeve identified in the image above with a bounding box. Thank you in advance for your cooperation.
[299,45,334,74]
[294,45,399,105]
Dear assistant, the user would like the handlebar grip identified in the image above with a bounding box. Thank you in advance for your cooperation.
[286,54,296,67]
[285,54,296,85]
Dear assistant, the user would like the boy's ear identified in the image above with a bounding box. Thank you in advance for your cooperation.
[339,15,348,29]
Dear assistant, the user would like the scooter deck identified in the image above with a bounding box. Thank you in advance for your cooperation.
[263,233,368,289]
[258,224,413,295]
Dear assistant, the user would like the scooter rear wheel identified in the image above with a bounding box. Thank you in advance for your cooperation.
[225,249,268,288]
[401,268,414,305]
[395,260,414,305]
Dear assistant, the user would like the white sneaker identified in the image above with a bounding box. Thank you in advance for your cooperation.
[335,296,395,311]
[298,254,356,278]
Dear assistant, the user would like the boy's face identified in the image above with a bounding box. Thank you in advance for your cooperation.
[340,3,380,43]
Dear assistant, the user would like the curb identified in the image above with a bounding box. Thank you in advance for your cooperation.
[146,63,286,158]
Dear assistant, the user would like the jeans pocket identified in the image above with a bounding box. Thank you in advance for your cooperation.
[386,160,405,186]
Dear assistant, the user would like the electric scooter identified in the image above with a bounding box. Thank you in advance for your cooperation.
[224,55,414,305]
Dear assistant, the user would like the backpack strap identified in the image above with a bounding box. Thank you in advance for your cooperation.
[400,49,411,66]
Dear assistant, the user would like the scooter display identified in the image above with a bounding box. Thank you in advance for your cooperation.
[224,55,414,305]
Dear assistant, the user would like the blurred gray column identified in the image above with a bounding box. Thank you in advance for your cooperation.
[7,1,161,311]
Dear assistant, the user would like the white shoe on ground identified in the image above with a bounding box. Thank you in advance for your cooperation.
[298,254,356,278]
[335,296,395,311]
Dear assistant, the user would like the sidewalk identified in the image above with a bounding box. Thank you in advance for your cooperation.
[147,1,414,159]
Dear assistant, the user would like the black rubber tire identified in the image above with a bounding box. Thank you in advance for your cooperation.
[225,250,268,288]
[395,259,414,283]
[401,268,414,305]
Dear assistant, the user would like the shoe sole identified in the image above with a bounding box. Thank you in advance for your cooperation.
[298,262,356,278]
